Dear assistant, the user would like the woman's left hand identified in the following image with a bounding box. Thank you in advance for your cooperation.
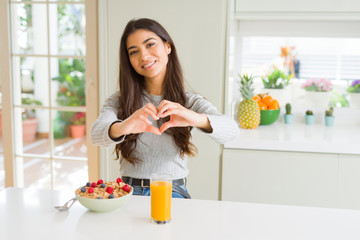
[156,100,212,133]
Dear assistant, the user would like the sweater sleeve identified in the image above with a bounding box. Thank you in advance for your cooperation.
[186,92,240,144]
[90,91,126,147]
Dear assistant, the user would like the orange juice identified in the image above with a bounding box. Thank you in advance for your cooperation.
[150,181,172,223]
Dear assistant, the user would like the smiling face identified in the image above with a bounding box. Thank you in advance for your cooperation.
[126,29,171,87]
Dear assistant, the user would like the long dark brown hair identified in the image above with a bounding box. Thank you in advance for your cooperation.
[115,18,197,164]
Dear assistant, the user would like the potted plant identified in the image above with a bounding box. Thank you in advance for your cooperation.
[325,106,335,127]
[302,78,333,108]
[70,112,86,138]
[21,96,43,142]
[52,58,86,137]
[284,103,294,124]
[347,79,360,108]
[262,69,291,89]
[305,110,315,125]
[261,68,292,105]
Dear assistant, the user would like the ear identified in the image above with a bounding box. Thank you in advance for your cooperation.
[165,41,171,54]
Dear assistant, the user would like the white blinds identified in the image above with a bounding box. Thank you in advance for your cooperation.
[234,20,360,82]
[241,37,360,81]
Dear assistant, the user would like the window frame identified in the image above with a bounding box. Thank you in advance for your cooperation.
[0,0,99,188]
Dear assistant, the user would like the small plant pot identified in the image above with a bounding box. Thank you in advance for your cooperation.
[22,118,38,142]
[284,114,294,124]
[70,124,86,138]
[325,116,335,126]
[305,115,315,125]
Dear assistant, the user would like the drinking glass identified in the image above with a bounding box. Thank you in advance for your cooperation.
[150,173,172,224]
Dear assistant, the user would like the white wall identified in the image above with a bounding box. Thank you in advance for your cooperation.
[99,0,228,200]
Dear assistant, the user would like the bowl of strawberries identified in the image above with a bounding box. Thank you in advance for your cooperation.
[252,94,280,125]
[75,177,133,212]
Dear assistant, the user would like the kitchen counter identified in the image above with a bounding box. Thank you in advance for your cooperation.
[1,187,360,240]
[225,121,360,154]
[225,105,360,154]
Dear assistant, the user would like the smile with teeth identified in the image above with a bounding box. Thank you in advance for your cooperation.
[143,60,156,68]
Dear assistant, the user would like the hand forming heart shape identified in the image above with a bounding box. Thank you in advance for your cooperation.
[110,100,210,138]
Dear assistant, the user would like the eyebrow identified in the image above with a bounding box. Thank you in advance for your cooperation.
[127,38,156,51]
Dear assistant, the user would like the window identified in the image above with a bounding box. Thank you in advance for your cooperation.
[226,20,360,117]
[240,37,360,81]
[0,0,99,190]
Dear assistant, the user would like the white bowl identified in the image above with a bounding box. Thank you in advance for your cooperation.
[75,188,133,212]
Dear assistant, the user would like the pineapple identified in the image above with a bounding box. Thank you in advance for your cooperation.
[238,74,260,129]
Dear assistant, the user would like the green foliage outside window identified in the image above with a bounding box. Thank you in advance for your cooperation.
[53,58,85,107]
[52,58,85,138]
[52,4,86,138]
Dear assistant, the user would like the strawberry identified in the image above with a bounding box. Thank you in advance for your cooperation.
[88,187,94,194]
[97,179,103,185]
[116,177,123,183]
[90,182,97,188]
[106,187,114,194]
[122,184,130,192]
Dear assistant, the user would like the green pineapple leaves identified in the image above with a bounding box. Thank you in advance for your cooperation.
[239,74,255,100]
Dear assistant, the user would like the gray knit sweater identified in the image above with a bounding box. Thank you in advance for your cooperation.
[90,91,239,179]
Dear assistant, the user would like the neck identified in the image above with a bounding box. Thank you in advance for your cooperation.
[145,77,164,95]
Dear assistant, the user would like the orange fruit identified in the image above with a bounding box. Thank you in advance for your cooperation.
[268,99,280,110]
[252,95,261,103]
[262,95,273,106]
[258,101,267,110]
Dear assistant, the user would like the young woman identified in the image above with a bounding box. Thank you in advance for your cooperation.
[91,18,239,198]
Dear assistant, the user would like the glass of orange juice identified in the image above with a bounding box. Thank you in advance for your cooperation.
[150,173,172,224]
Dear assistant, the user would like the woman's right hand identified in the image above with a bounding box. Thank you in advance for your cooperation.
[109,103,161,138]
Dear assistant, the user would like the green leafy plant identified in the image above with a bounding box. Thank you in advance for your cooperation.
[52,58,85,135]
[330,90,349,107]
[262,69,291,89]
[306,110,313,116]
[347,80,360,93]
[52,58,85,107]
[21,96,42,120]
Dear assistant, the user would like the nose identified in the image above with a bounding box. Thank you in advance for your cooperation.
[140,49,150,61]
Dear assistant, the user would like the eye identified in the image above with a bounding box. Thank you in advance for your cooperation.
[129,50,137,56]
[147,42,155,48]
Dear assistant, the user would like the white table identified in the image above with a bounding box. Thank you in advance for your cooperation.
[1,187,360,240]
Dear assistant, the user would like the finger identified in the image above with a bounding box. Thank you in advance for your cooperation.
[157,101,173,117]
[146,118,152,125]
[139,115,153,125]
[145,125,161,135]
[145,102,158,113]
[157,100,170,110]
[144,107,159,121]
[158,108,177,118]
[159,121,174,133]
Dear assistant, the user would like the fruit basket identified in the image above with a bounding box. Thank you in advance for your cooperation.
[260,109,280,125]
[253,94,280,125]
